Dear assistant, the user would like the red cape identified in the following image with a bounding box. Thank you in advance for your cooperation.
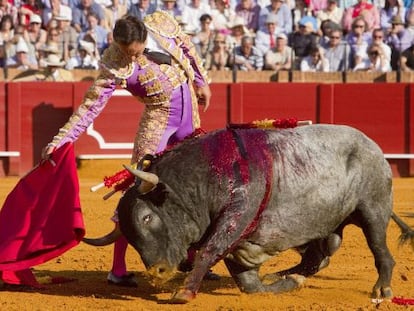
[0,143,85,271]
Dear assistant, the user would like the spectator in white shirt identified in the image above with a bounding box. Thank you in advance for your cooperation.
[300,46,329,71]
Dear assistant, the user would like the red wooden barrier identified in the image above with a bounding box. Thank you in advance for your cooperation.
[321,83,412,176]
[6,82,75,175]
[3,82,413,177]
[229,83,319,123]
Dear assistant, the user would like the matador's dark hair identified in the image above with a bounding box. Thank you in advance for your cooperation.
[113,15,148,45]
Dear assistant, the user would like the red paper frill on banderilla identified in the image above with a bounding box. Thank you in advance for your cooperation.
[0,142,85,271]
[392,297,414,305]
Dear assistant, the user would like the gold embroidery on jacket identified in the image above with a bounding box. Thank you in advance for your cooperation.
[100,44,134,79]
[143,11,180,38]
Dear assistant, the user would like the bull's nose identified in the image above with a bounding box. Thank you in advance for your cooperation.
[148,263,176,283]
[154,264,168,277]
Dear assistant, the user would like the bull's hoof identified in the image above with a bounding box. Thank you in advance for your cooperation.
[265,274,306,293]
[371,286,393,300]
[170,289,196,304]
[288,274,306,287]
[317,256,330,271]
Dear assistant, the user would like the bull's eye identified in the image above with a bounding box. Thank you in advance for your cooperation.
[143,214,152,224]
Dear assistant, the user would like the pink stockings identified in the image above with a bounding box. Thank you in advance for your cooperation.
[111,235,129,277]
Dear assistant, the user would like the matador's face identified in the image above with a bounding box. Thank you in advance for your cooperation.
[118,40,147,62]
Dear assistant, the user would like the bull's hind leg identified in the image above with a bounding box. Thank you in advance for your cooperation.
[270,233,342,279]
[224,258,305,294]
[357,208,395,299]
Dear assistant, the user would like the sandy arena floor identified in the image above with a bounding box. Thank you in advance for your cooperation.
[0,159,413,311]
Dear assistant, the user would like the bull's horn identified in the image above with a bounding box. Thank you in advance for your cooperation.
[82,226,122,246]
[123,165,159,186]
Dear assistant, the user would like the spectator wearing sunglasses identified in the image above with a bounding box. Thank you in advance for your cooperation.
[322,28,351,71]
[343,0,380,33]
[370,28,391,64]
[205,31,231,70]
[345,16,371,68]
[353,43,391,72]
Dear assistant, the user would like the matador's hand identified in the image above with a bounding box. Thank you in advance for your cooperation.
[196,84,211,112]
[41,145,57,166]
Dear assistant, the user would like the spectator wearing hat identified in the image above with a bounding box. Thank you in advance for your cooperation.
[385,14,414,69]
[226,15,249,49]
[43,26,67,59]
[343,0,380,33]
[127,0,157,21]
[72,0,106,33]
[42,0,73,28]
[322,28,351,71]
[264,32,294,70]
[235,0,261,34]
[37,41,60,66]
[205,31,231,70]
[181,0,212,34]
[158,0,182,19]
[229,34,264,70]
[6,36,38,70]
[36,53,74,81]
[380,0,406,32]
[210,0,236,32]
[315,0,344,29]
[55,11,79,60]
[255,13,283,55]
[289,16,319,69]
[23,14,47,61]
[258,0,292,33]
[66,39,99,69]
[19,0,43,27]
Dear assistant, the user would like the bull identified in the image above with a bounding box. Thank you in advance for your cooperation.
[84,124,414,303]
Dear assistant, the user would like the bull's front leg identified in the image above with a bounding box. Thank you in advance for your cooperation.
[170,187,258,303]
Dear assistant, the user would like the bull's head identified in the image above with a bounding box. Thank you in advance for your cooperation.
[83,166,193,285]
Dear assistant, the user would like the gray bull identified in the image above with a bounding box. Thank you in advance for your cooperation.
[84,124,414,303]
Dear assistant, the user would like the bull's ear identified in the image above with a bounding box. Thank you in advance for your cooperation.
[138,183,168,206]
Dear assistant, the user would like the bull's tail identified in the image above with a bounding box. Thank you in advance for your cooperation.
[391,213,414,250]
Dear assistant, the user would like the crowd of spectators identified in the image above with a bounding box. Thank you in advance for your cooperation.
[1,0,414,76]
